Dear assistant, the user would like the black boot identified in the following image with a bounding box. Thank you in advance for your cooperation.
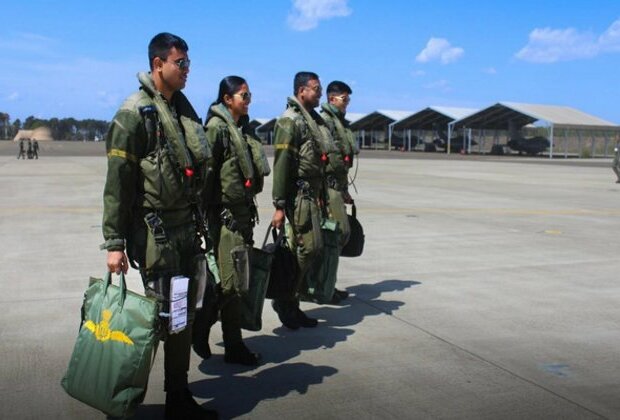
[330,288,349,304]
[225,342,261,366]
[192,296,220,360]
[272,300,300,330]
[165,388,218,420]
[295,307,318,328]
[192,327,212,360]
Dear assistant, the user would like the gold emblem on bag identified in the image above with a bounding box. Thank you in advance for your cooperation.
[83,309,134,345]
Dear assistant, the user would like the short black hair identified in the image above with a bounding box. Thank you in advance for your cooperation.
[327,81,352,95]
[293,71,319,95]
[148,32,188,70]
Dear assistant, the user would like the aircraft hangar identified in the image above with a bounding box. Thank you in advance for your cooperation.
[389,107,478,152]
[349,110,414,150]
[450,102,620,158]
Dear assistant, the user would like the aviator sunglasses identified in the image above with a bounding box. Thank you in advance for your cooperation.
[170,58,191,70]
[233,91,252,101]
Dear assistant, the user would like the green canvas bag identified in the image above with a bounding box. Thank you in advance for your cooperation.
[61,272,160,418]
[240,226,275,331]
[300,219,340,304]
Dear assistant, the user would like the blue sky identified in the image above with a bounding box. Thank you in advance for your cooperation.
[1,0,619,124]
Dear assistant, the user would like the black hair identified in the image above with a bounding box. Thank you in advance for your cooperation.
[148,32,188,70]
[215,76,247,104]
[326,80,352,95]
[206,75,247,123]
[293,71,319,95]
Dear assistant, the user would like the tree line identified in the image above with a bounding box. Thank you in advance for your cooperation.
[0,112,110,141]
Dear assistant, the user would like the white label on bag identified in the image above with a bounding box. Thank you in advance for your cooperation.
[169,276,189,334]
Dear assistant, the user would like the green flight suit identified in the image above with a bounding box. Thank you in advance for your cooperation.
[612,143,620,182]
[101,72,210,393]
[203,104,269,345]
[272,97,333,308]
[320,103,359,247]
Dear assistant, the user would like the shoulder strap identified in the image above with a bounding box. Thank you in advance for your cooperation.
[137,72,193,171]
[208,104,254,181]
[286,97,336,155]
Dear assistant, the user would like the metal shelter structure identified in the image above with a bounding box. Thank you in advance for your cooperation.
[255,118,277,144]
[451,102,620,158]
[249,118,269,133]
[350,109,414,149]
[390,106,478,151]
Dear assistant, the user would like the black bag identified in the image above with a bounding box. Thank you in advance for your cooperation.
[341,204,364,257]
[265,227,297,300]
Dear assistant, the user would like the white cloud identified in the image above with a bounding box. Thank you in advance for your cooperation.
[416,38,464,64]
[0,32,58,56]
[516,18,620,63]
[287,0,352,31]
[6,92,19,101]
[423,79,451,92]
[411,70,426,77]
[599,19,620,52]
[483,67,497,75]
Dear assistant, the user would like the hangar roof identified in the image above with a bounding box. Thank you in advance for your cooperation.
[256,118,277,132]
[453,102,618,130]
[392,106,478,130]
[350,109,414,131]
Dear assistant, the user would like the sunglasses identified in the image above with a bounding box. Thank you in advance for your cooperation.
[171,58,191,70]
[233,91,252,101]
[305,84,322,93]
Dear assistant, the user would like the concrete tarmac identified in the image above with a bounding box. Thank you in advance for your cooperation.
[1,150,619,419]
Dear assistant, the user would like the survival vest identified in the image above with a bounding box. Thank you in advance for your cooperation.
[206,104,270,208]
[131,72,211,211]
[281,96,336,184]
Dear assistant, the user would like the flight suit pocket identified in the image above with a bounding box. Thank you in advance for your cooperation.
[293,195,313,234]
[144,226,180,274]
[139,149,184,208]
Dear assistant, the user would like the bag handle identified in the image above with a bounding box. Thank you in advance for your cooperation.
[103,271,127,309]
[269,226,287,247]
[261,224,274,248]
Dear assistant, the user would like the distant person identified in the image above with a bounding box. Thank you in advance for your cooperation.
[613,138,620,183]
[32,140,39,159]
[270,71,329,329]
[101,32,217,420]
[320,80,360,303]
[192,76,269,366]
[27,139,33,159]
[17,139,25,159]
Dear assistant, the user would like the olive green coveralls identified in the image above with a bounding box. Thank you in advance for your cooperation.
[102,73,210,393]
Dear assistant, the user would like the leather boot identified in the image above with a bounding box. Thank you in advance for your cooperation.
[295,307,318,328]
[272,299,300,330]
[330,288,349,304]
[191,326,212,359]
[192,294,220,360]
[224,342,261,366]
[164,388,218,420]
